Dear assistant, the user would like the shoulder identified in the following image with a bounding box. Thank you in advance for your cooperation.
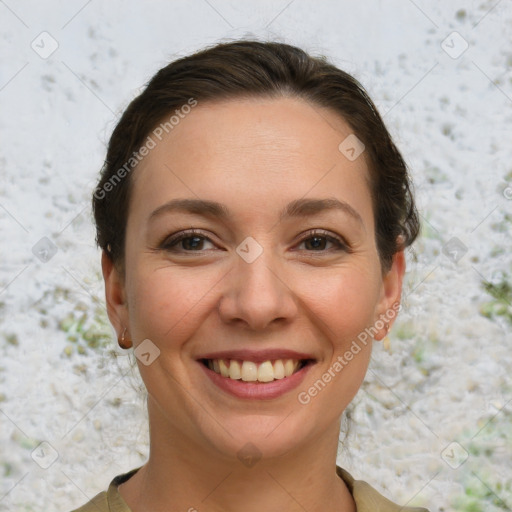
[336,466,430,512]
[69,490,109,512]
[71,465,429,512]
[69,467,140,512]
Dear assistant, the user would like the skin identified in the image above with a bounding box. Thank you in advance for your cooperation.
[102,96,406,512]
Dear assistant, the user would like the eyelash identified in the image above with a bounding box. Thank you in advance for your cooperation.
[159,229,350,254]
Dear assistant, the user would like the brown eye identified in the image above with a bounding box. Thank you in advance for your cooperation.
[296,230,350,253]
[160,230,216,252]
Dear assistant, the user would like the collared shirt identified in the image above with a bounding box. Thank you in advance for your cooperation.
[71,466,430,512]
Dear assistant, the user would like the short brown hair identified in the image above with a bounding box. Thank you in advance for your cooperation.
[93,39,420,272]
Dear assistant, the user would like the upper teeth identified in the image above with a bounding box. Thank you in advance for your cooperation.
[207,359,302,382]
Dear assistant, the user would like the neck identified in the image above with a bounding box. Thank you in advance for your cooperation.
[119,398,356,512]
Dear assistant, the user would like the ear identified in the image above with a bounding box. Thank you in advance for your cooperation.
[373,249,406,341]
[101,250,128,339]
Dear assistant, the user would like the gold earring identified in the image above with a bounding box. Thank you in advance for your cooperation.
[118,327,132,349]
[382,323,391,352]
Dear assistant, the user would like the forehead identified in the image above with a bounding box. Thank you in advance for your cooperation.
[130,96,373,227]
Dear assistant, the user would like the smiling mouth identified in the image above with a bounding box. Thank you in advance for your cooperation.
[199,358,314,383]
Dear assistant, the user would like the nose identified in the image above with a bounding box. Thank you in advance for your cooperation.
[218,248,299,331]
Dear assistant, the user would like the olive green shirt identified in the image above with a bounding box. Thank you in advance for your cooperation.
[71,466,429,511]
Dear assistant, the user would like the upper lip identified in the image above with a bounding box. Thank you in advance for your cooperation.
[196,349,316,363]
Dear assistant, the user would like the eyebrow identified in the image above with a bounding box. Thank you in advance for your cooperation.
[149,197,364,226]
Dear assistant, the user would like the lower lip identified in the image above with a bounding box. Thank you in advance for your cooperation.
[198,361,314,400]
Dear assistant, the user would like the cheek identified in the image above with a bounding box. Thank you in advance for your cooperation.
[296,266,381,346]
[125,263,220,346]
[295,271,376,418]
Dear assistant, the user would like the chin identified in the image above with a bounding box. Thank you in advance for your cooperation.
[200,413,315,465]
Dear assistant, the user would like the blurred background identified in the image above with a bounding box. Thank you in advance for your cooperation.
[0,1,511,510]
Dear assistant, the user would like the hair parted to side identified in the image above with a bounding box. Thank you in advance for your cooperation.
[92,39,420,273]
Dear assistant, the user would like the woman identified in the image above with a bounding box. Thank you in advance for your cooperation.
[73,40,427,511]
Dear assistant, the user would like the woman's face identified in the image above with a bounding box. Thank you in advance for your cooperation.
[104,96,405,460]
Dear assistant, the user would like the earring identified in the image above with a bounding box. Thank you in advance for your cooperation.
[118,327,132,349]
[382,323,391,352]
